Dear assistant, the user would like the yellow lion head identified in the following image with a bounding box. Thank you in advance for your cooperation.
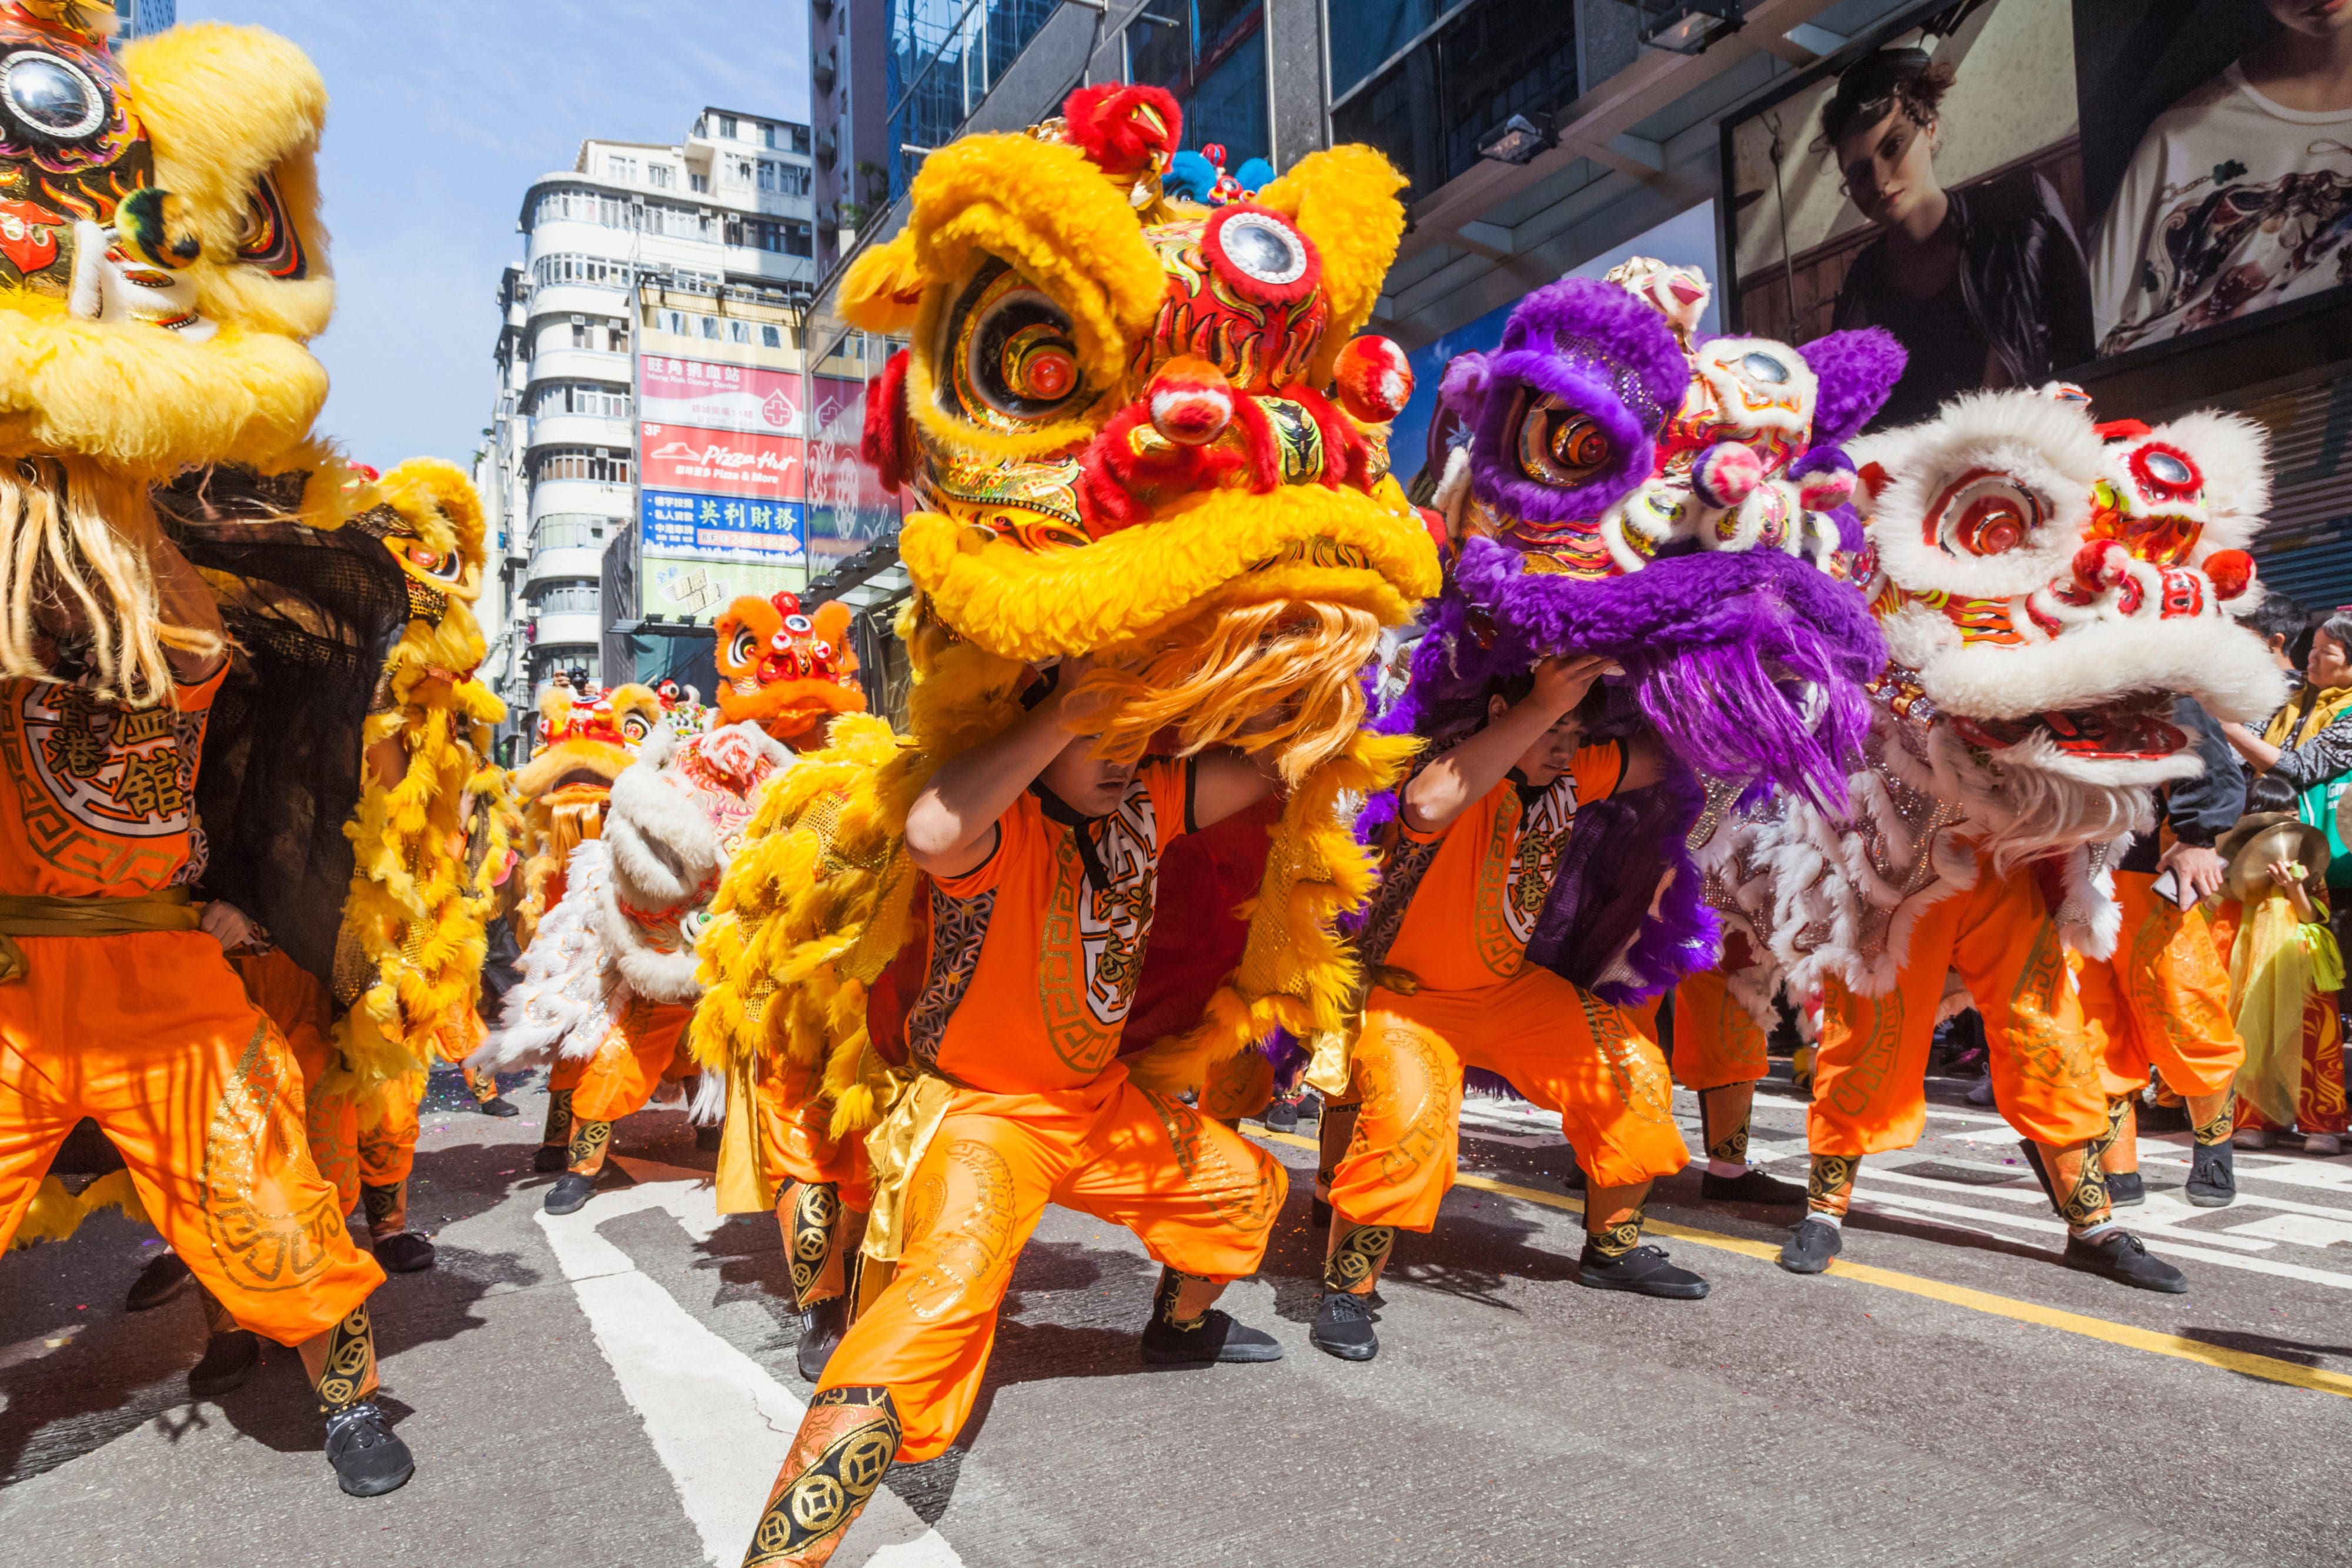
[845,84,1437,778]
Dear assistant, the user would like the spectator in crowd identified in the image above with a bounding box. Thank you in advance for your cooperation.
[2213,779,2344,1154]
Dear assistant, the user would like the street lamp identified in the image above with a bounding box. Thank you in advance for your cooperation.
[1635,0,1744,56]
[1478,113,1558,168]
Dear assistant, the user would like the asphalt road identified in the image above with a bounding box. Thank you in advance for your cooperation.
[2,1064,2347,1568]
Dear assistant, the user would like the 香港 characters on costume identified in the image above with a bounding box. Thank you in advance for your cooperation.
[707,83,1439,1568]
[1305,262,1902,1357]
[474,718,790,1216]
[1702,384,2284,1289]
[0,4,420,1496]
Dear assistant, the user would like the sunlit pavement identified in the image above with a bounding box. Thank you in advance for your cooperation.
[2,1065,2347,1567]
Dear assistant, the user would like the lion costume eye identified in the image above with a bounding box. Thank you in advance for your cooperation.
[1514,393,1612,487]
[402,540,463,583]
[234,174,308,279]
[2,49,106,141]
[620,713,653,743]
[1928,469,2045,557]
[944,260,1085,430]
[726,626,759,670]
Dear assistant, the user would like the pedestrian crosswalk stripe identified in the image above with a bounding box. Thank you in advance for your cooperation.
[1252,1131,2352,1402]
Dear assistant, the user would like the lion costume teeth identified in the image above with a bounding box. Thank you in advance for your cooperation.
[691,84,1440,1186]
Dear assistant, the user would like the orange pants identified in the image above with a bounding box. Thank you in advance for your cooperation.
[2078,871,2241,1100]
[1328,967,1689,1231]
[226,948,408,1212]
[572,998,697,1125]
[1198,1046,1276,1122]
[753,1051,871,1211]
[1812,865,2106,1156]
[1669,966,1770,1091]
[817,1070,1282,1461]
[0,932,382,1344]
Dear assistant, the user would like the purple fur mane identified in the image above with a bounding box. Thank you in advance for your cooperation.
[1798,327,1906,445]
[1468,278,1688,524]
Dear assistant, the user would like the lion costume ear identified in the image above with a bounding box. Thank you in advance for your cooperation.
[840,232,924,335]
[1251,145,1407,383]
[811,600,858,672]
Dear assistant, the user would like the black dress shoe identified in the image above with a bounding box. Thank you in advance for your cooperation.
[1262,1098,1300,1132]
[531,1144,567,1174]
[543,1172,597,1216]
[126,1249,193,1313]
[372,1231,437,1273]
[1778,1217,1843,1275]
[325,1402,415,1497]
[1308,1290,1379,1361]
[2105,1169,2146,1207]
[2184,1142,2236,1208]
[796,1294,848,1383]
[188,1329,261,1398]
[1699,1168,1806,1205]
[1576,1242,1709,1298]
[476,1095,521,1118]
[1140,1308,1284,1365]
[2064,1229,2187,1293]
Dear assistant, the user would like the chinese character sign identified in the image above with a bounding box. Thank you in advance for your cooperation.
[639,487,806,564]
[639,357,803,434]
[640,422,804,500]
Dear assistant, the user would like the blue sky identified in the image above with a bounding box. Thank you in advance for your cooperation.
[181,2,810,468]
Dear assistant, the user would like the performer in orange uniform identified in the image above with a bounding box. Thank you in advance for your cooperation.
[1314,656,1695,1365]
[740,669,1288,1566]
[0,531,412,1496]
[1666,951,1804,1206]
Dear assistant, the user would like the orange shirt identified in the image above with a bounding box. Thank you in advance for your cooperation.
[1374,740,1627,992]
[905,760,1194,1094]
[0,668,223,898]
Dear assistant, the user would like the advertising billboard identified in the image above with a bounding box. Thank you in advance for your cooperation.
[805,369,904,563]
[639,553,808,621]
[639,422,804,502]
[639,355,802,436]
[1722,0,2347,428]
[639,488,806,563]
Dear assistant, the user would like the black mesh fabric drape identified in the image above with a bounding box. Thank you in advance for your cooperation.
[158,473,407,988]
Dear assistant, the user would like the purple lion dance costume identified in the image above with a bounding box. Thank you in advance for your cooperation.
[1382,259,1904,1006]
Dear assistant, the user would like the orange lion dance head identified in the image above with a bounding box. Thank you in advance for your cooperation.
[712,590,866,751]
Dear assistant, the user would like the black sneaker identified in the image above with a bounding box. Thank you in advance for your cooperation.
[2185,1142,2236,1208]
[1778,1217,1843,1275]
[188,1329,261,1398]
[543,1172,597,1216]
[2106,1169,2146,1208]
[694,1123,722,1152]
[325,1402,415,1497]
[475,1095,520,1118]
[796,1294,848,1383]
[126,1249,192,1313]
[531,1144,567,1174]
[1576,1242,1709,1299]
[372,1231,437,1274]
[1308,1290,1379,1362]
[1699,1168,1806,1206]
[2064,1229,2187,1293]
[1297,1092,1322,1124]
[1262,1098,1300,1133]
[1140,1308,1284,1365]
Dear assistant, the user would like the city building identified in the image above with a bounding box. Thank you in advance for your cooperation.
[480,108,818,734]
[109,0,172,41]
[804,0,2352,634]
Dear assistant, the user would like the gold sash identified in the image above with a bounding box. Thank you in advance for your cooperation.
[0,885,199,982]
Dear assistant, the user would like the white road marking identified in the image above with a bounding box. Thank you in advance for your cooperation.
[538,1158,961,1568]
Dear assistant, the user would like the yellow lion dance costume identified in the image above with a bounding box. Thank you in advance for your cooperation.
[708,84,1437,1563]
[0,4,418,1496]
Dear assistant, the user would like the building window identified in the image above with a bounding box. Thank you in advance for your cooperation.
[743,217,814,256]
[647,162,675,189]
[535,448,634,484]
[1125,1,1271,168]
[690,171,710,193]
[604,155,639,182]
[1329,1,1578,198]
[532,383,631,419]
[700,316,722,340]
[536,580,600,614]
[789,123,810,154]
[657,307,690,335]
[533,252,627,289]
[532,515,610,551]
[761,324,784,349]
[718,113,738,139]
[884,0,1057,204]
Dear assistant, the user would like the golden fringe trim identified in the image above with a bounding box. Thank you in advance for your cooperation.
[8,1169,148,1251]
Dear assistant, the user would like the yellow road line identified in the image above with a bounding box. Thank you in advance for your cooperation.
[1254,1129,2352,1400]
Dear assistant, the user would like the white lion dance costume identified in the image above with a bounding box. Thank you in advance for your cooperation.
[1699,386,2283,1289]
